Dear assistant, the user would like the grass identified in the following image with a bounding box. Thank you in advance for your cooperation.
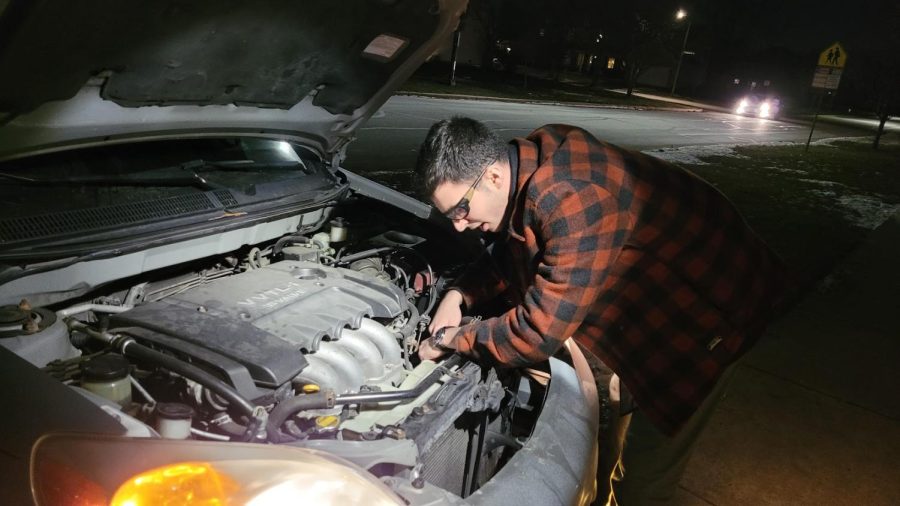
[678,140,900,288]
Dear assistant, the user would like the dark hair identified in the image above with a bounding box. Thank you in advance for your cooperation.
[415,117,507,197]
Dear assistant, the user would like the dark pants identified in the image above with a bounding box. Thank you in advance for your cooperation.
[581,346,740,505]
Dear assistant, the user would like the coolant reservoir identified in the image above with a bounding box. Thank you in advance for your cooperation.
[155,402,194,439]
[80,354,132,406]
[329,217,348,243]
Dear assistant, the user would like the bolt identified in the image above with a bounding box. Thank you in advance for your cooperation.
[382,425,406,439]
[411,464,426,489]
[18,299,31,311]
[411,406,425,418]
[23,316,39,334]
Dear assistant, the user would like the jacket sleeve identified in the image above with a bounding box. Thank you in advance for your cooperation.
[449,248,508,309]
[454,180,630,366]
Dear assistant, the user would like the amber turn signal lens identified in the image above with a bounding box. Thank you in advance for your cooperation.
[110,462,239,506]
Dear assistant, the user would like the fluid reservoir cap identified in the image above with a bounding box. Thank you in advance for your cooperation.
[156,402,194,421]
[81,353,130,381]
[316,415,339,429]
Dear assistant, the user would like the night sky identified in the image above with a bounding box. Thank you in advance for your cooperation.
[686,0,893,56]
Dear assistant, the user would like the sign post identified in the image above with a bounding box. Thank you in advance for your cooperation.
[806,42,847,152]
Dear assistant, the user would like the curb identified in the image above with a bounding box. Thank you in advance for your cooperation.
[393,91,703,113]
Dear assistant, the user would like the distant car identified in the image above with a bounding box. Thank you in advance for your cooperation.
[734,95,782,119]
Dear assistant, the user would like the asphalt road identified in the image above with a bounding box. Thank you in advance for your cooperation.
[344,94,863,177]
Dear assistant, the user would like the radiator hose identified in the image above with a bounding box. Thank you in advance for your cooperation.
[266,390,336,443]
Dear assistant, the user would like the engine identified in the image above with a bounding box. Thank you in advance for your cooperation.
[0,218,533,498]
[110,260,409,400]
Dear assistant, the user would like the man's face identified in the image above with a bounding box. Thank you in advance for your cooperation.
[431,162,509,233]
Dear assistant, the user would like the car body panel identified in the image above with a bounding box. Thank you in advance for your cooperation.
[0,0,468,160]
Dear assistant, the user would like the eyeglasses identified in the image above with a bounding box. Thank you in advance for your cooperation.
[444,168,487,220]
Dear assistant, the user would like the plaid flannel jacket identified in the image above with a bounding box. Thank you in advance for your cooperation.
[452,124,788,435]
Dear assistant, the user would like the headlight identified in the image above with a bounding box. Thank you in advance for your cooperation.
[31,434,405,506]
[759,102,771,118]
[735,99,748,114]
[111,459,402,506]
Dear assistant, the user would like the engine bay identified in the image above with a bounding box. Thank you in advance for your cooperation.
[0,205,548,497]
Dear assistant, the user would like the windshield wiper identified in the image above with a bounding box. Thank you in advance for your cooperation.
[0,160,228,190]
[0,158,306,189]
[193,159,307,172]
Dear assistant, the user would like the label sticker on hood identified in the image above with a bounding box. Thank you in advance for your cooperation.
[362,34,409,62]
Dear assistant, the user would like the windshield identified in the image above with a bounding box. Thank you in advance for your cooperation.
[0,138,341,251]
[0,138,331,220]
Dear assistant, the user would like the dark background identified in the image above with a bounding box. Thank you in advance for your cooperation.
[451,0,899,116]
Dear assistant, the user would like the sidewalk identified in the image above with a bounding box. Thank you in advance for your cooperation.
[674,211,900,505]
[605,89,733,115]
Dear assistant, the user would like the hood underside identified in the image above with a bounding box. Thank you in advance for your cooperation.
[0,0,465,157]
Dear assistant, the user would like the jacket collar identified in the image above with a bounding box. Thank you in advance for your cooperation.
[505,138,540,242]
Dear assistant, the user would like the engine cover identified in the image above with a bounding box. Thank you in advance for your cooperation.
[111,260,407,397]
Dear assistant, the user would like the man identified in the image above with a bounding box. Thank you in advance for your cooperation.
[415,117,788,504]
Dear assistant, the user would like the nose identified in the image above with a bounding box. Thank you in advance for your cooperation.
[452,219,468,232]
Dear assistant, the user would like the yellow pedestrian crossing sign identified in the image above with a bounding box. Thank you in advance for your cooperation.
[818,42,847,69]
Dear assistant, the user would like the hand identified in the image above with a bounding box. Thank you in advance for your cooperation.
[417,337,451,362]
[419,328,459,360]
[429,290,464,334]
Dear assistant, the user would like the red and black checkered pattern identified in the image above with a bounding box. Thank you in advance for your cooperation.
[453,125,788,435]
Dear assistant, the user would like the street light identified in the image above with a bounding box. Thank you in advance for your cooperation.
[670,9,692,96]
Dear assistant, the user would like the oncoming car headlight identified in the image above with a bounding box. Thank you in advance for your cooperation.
[735,99,749,114]
[759,101,771,118]
[30,434,404,506]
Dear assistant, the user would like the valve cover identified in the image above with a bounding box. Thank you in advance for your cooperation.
[111,260,406,395]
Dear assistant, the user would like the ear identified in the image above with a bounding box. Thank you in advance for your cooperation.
[484,161,507,191]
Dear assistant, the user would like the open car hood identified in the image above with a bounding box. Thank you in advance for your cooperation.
[0,0,466,160]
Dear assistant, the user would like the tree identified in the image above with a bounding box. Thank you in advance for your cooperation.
[844,0,900,149]
[604,7,676,95]
[870,62,900,149]
[466,0,505,70]
[624,39,673,95]
[494,0,607,80]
